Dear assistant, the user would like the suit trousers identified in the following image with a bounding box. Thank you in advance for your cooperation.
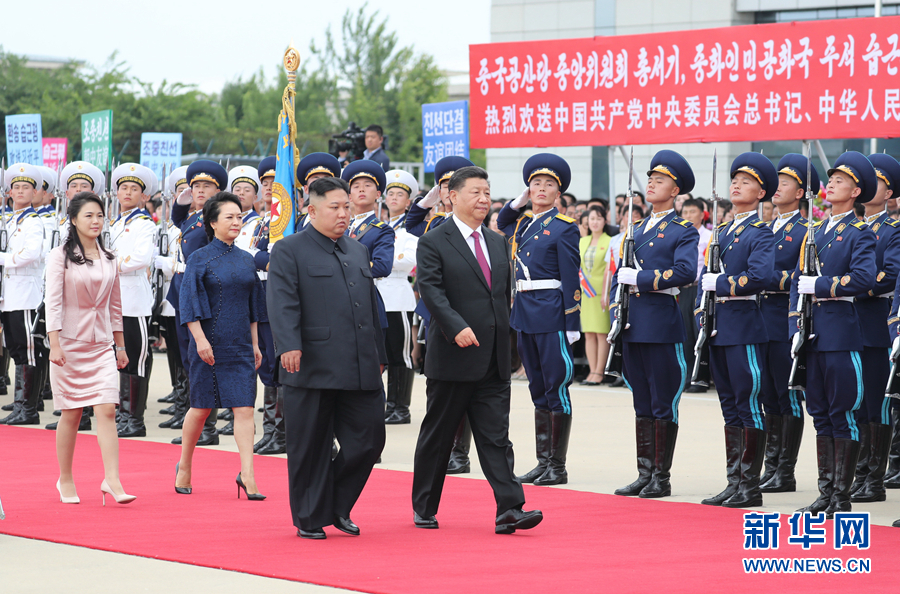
[283,385,385,531]
[622,342,687,422]
[1,310,46,366]
[709,343,767,431]
[858,346,890,424]
[806,350,864,440]
[412,361,525,518]
[759,340,804,418]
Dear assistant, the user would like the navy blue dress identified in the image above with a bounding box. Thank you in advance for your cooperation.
[180,238,267,408]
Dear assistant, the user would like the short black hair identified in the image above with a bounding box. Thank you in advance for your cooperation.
[681,198,706,212]
[309,176,350,200]
[365,125,383,137]
[203,192,242,241]
[448,166,489,193]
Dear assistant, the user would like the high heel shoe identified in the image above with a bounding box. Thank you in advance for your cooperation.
[100,479,136,506]
[56,479,80,504]
[175,462,192,495]
[236,472,266,500]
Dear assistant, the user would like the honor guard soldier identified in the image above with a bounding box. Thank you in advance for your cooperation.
[699,152,776,508]
[791,151,877,517]
[378,170,419,424]
[406,156,473,238]
[164,160,228,446]
[37,166,60,254]
[109,164,159,438]
[850,152,900,503]
[609,150,699,499]
[340,159,395,280]
[157,167,190,432]
[0,163,50,426]
[758,154,819,493]
[295,153,342,230]
[497,153,581,486]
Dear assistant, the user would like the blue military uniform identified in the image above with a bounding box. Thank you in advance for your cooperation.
[697,152,776,509]
[790,151,877,516]
[406,156,473,238]
[757,154,819,494]
[497,153,580,486]
[608,150,699,499]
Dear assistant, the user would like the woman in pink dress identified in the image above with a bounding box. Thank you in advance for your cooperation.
[46,192,135,505]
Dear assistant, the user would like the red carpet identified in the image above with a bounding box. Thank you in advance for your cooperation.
[0,424,898,593]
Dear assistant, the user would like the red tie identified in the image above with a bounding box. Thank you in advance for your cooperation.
[471,231,491,289]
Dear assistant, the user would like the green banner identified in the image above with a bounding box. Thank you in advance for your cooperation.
[80,109,113,169]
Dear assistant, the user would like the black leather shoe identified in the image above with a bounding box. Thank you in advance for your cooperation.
[333,516,360,536]
[414,512,438,529]
[218,420,234,435]
[495,507,543,534]
[297,528,326,539]
[53,409,61,416]
[254,432,274,453]
[685,384,708,393]
[0,403,12,411]
[893,518,900,528]
[158,404,176,415]
[384,410,411,424]
[446,458,470,474]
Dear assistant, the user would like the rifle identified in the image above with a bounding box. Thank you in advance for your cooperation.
[102,156,112,250]
[150,164,170,342]
[788,145,818,392]
[604,147,636,378]
[0,159,7,308]
[691,150,721,387]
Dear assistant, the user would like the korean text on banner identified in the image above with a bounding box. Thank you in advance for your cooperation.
[140,133,182,182]
[43,138,68,170]
[5,114,43,165]
[80,110,113,169]
[422,101,469,173]
[469,16,900,148]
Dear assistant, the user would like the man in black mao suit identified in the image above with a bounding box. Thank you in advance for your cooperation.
[411,165,543,534]
[267,176,387,540]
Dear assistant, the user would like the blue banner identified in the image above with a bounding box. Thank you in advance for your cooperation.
[269,111,296,243]
[421,101,469,173]
[140,132,182,182]
[5,114,43,165]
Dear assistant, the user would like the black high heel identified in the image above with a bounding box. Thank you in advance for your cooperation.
[236,472,266,500]
[175,462,192,495]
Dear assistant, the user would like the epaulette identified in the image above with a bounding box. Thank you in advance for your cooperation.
[851,220,867,230]
[812,220,824,228]
[717,221,729,229]
[24,212,39,219]
[672,217,691,227]
[372,221,385,228]
[555,213,576,223]
[885,219,900,228]
[799,220,809,227]
[520,212,534,220]
[134,214,152,222]
[634,218,645,226]
[751,220,767,228]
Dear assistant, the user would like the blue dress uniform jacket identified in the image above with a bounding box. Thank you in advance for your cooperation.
[166,202,208,311]
[789,218,877,352]
[405,203,450,238]
[609,212,699,343]
[497,204,581,333]
[695,214,775,346]
[760,213,808,343]
[855,212,900,348]
[345,213,394,329]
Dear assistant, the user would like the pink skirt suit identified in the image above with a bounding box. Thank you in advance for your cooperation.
[44,244,124,410]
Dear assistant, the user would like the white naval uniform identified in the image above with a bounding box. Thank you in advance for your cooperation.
[1,208,45,313]
[159,221,181,318]
[375,227,418,312]
[110,208,158,317]
[235,211,267,280]
[38,205,59,259]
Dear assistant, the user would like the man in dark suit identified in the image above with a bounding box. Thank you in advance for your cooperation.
[411,165,543,535]
[363,125,391,171]
[267,176,387,540]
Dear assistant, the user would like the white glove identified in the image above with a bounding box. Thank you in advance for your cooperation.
[701,272,721,292]
[417,185,441,209]
[566,331,581,345]
[174,262,186,274]
[510,187,530,209]
[0,253,6,267]
[176,187,193,206]
[892,336,900,362]
[618,267,638,286]
[798,275,817,295]
[154,255,174,276]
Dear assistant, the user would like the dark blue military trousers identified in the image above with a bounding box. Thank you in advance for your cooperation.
[621,342,686,422]
[759,340,804,418]
[709,343,767,430]
[857,346,890,424]
[806,350,864,440]
[516,331,574,413]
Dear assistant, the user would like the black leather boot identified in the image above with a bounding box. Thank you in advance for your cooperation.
[615,417,655,496]
[849,422,871,496]
[852,423,891,503]
[158,389,176,403]
[385,366,413,424]
[759,414,783,487]
[534,412,572,486]
[254,385,278,452]
[218,408,234,421]
[46,408,92,431]
[5,364,42,425]
[160,370,189,429]
[702,425,744,505]
[116,374,132,433]
[761,414,803,492]
[826,438,860,518]
[118,374,148,438]
[885,407,900,488]
[258,387,286,455]
[723,427,766,507]
[446,417,472,474]
[172,408,220,445]
[797,435,835,514]
[384,365,398,421]
[517,409,552,483]
[0,365,26,423]
[0,347,9,396]
[640,419,678,498]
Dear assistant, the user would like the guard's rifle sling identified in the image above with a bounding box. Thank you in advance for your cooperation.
[691,151,720,387]
[789,146,818,392]
[604,147,635,377]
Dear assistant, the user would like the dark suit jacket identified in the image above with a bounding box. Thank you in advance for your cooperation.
[365,148,390,171]
[417,218,512,382]
[267,225,387,391]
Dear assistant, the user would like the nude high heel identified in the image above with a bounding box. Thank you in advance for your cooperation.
[100,479,136,506]
[56,479,80,504]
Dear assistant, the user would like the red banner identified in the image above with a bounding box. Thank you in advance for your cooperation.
[42,137,68,170]
[469,17,900,148]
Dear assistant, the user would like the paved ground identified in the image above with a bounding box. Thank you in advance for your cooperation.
[2,352,898,592]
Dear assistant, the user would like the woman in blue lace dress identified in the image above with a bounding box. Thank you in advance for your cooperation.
[175,193,266,499]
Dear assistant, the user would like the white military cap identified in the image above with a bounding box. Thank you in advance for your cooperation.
[166,165,189,197]
[384,169,419,198]
[38,166,58,194]
[4,162,43,190]
[61,161,106,195]
[228,166,260,193]
[112,163,158,195]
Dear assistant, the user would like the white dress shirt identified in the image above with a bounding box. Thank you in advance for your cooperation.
[772,209,799,233]
[452,215,490,269]
[728,210,755,234]
[825,210,855,233]
[644,208,673,233]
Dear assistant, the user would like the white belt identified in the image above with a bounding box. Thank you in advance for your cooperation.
[5,266,41,277]
[257,271,268,281]
[120,270,147,277]
[653,288,679,296]
[813,296,854,303]
[877,292,893,299]
[716,295,757,303]
[760,290,789,295]
[516,279,561,292]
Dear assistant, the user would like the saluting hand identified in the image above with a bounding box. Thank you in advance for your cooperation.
[196,338,215,365]
[281,350,302,374]
[454,327,480,348]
